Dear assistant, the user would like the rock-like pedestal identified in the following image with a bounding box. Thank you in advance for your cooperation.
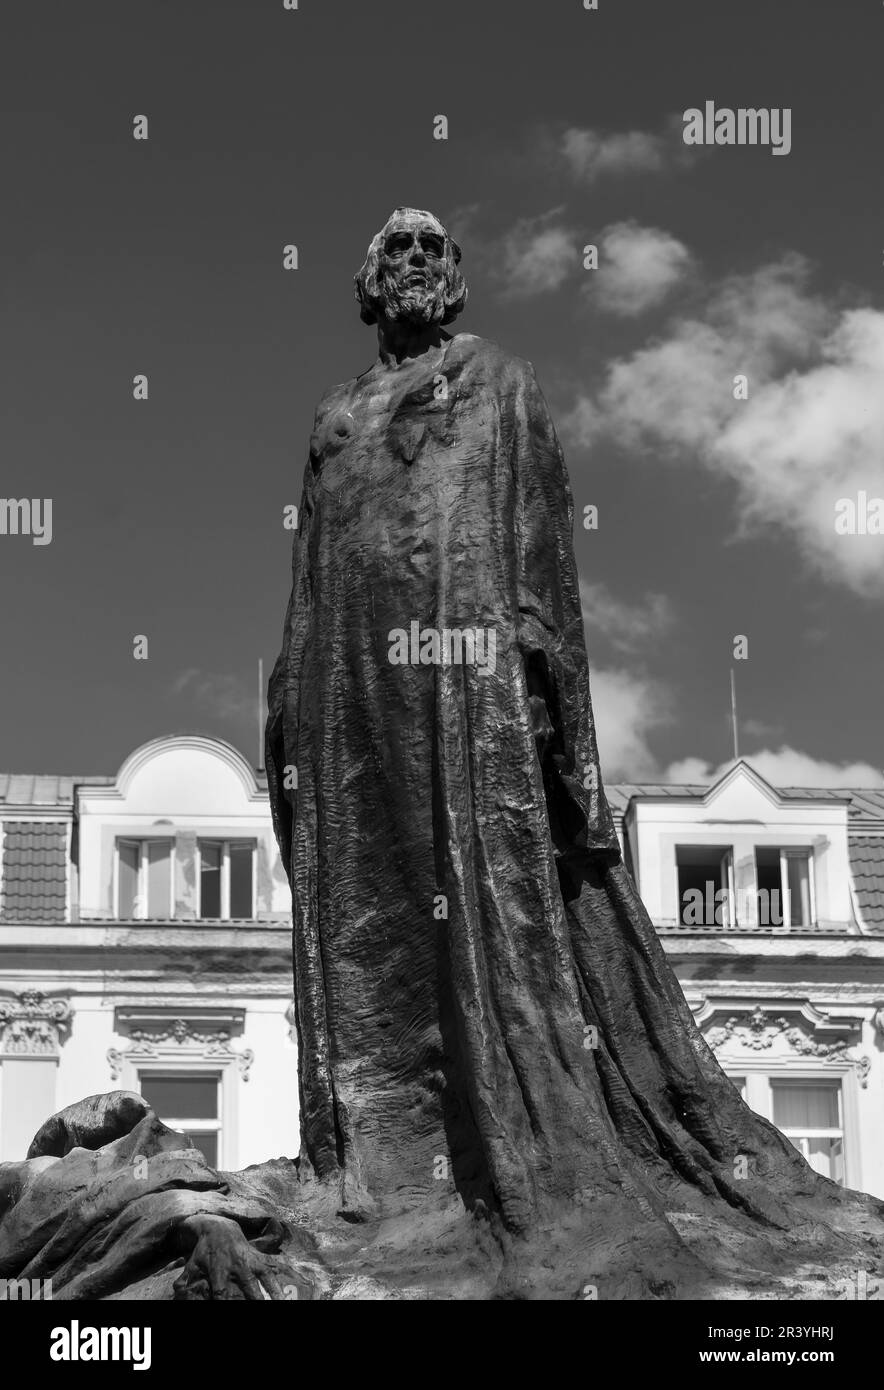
[2,1091,882,1301]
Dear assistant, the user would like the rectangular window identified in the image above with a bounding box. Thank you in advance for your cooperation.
[755,848,815,927]
[116,839,173,920]
[118,841,140,918]
[140,1073,221,1167]
[198,840,255,921]
[785,852,813,927]
[147,841,172,919]
[772,1081,843,1184]
[229,842,253,919]
[200,841,223,920]
[676,846,735,927]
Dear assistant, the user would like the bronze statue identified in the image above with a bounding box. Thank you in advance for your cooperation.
[264,208,884,1295]
[2,210,882,1300]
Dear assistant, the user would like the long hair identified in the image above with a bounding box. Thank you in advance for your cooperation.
[354,209,468,326]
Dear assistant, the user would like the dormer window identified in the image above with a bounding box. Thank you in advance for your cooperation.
[755,848,815,927]
[677,846,736,927]
[115,839,173,920]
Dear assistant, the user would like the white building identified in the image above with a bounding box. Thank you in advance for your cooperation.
[1,739,882,1197]
[608,761,884,1197]
[0,736,296,1170]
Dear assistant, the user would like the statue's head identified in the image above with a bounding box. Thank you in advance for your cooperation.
[355,208,467,328]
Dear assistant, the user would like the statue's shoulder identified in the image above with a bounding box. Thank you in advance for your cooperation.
[312,377,357,422]
[446,333,537,390]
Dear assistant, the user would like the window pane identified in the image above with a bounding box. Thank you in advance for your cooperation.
[185,1132,218,1167]
[147,840,172,920]
[786,854,812,926]
[676,846,733,927]
[807,1137,843,1184]
[118,842,139,918]
[141,1074,218,1119]
[755,848,784,926]
[200,842,222,919]
[229,842,253,918]
[773,1084,840,1130]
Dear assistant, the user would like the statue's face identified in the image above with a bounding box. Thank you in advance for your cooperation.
[377,213,449,326]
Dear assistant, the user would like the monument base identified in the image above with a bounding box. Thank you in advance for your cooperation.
[4,1093,882,1302]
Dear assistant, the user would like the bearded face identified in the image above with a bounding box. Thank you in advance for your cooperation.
[378,215,448,325]
[354,208,468,328]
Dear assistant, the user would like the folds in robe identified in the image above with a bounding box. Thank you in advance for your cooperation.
[266,333,858,1237]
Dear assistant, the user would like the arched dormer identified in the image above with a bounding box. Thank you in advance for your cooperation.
[111,735,266,815]
[75,735,288,922]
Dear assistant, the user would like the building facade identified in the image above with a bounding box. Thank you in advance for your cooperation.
[0,736,296,1170]
[608,762,884,1197]
[1,738,882,1196]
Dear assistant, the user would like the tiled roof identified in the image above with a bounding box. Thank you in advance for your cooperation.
[0,760,878,927]
[607,782,884,825]
[849,836,884,930]
[0,769,269,806]
[0,822,68,922]
[606,784,706,813]
[0,762,875,816]
[842,789,884,825]
[0,774,113,807]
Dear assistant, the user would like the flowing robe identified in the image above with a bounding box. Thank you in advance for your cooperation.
[266,333,835,1236]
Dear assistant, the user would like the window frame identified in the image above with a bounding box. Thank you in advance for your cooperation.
[770,1078,844,1178]
[674,843,737,928]
[754,845,816,928]
[137,1068,223,1167]
[114,837,175,920]
[196,838,256,921]
[723,1067,849,1186]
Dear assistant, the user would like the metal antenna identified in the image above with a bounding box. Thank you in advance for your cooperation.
[730,667,739,762]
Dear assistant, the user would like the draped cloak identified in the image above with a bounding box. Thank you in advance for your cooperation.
[266,332,850,1240]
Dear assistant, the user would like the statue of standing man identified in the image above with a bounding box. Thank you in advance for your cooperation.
[0,210,880,1303]
[266,209,884,1297]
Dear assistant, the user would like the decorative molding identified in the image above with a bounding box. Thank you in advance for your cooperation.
[108,1008,253,1081]
[855,1055,872,1089]
[0,990,71,1057]
[696,1001,871,1088]
[127,1019,239,1053]
[285,999,297,1044]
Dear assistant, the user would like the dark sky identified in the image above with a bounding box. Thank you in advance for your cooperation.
[1,0,882,784]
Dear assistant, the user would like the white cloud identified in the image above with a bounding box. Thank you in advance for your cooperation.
[492,208,575,298]
[561,128,667,183]
[558,116,697,185]
[664,747,883,788]
[586,642,880,786]
[560,394,601,449]
[578,585,676,779]
[573,253,884,596]
[662,756,716,784]
[591,667,671,781]
[580,579,675,653]
[591,222,694,316]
